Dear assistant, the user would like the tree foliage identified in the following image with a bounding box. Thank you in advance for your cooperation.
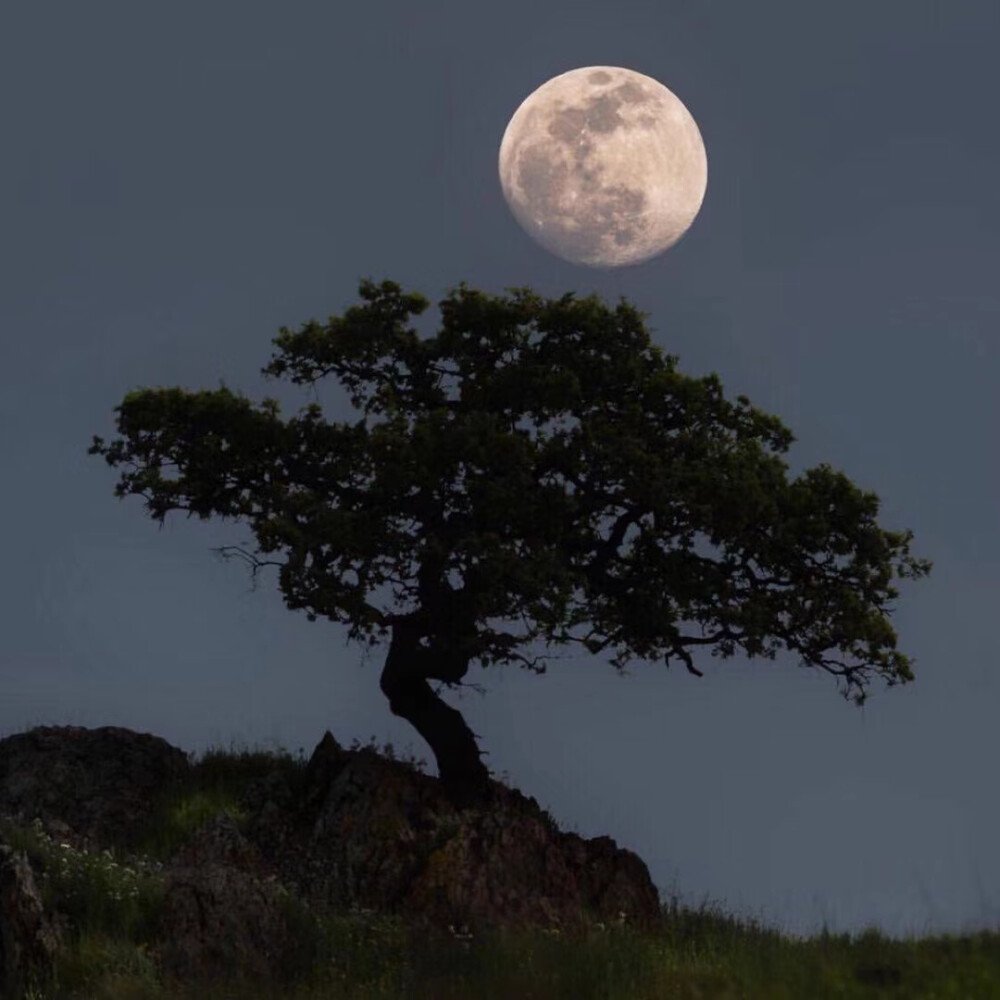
[88,278,931,765]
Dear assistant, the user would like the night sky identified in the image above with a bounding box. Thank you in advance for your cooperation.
[3,1,998,942]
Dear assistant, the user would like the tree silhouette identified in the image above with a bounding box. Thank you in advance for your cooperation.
[87,279,932,809]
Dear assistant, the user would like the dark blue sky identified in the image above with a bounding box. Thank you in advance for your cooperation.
[3,1,998,941]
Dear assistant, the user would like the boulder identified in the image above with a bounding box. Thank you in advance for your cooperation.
[0,725,192,860]
[0,723,668,992]
[150,835,318,992]
[401,795,665,941]
[165,810,275,877]
[0,842,65,1000]
[246,729,667,942]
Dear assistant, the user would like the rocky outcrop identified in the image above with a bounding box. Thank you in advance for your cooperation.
[0,725,192,861]
[150,830,320,992]
[0,813,320,998]
[0,842,65,1000]
[0,724,667,994]
[263,731,666,941]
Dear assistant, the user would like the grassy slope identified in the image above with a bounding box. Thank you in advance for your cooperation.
[1,725,999,1000]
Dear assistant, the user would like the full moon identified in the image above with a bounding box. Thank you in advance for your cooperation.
[498,66,707,268]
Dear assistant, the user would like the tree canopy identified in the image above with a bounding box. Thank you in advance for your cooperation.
[88,278,932,807]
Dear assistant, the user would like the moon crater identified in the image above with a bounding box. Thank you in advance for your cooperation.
[499,67,708,267]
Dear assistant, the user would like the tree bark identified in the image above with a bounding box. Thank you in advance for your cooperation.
[379,612,495,810]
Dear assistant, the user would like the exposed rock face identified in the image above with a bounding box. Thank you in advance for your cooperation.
[150,838,318,991]
[261,731,666,941]
[0,724,667,993]
[0,842,65,1000]
[0,725,192,860]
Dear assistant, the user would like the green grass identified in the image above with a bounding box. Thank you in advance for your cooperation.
[2,718,1000,1000]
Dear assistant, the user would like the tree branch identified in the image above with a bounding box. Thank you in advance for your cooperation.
[210,545,284,590]
[575,500,646,595]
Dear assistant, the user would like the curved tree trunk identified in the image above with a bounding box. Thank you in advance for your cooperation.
[379,612,495,810]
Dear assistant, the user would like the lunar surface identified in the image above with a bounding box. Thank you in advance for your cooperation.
[498,66,707,268]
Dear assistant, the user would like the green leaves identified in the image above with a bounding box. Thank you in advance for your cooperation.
[88,278,932,703]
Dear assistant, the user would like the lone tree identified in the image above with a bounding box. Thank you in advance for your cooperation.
[88,279,932,808]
